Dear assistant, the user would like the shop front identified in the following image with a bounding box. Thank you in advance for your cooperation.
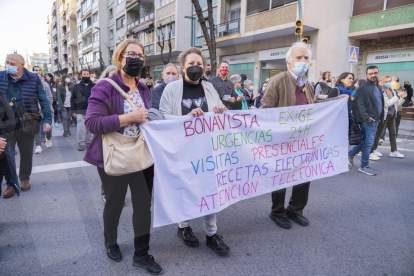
[366,48,414,85]
[222,53,255,81]
[153,65,165,82]
[259,47,289,84]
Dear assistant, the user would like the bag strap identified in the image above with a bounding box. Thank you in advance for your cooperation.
[8,84,24,121]
[99,78,138,111]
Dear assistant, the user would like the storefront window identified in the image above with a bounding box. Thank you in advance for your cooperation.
[228,63,255,82]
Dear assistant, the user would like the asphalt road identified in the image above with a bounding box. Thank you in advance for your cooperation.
[0,124,413,276]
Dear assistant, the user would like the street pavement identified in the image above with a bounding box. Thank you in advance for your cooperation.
[0,123,413,276]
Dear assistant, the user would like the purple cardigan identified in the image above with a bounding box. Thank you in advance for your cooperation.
[83,73,151,168]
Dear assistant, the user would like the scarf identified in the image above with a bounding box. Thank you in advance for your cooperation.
[234,89,248,110]
[337,85,355,97]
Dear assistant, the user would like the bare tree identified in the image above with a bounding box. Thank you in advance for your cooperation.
[157,23,173,65]
[191,0,217,74]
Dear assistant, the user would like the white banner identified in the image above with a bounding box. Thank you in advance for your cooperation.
[141,99,349,227]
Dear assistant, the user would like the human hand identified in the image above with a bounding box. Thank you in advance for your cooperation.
[398,91,407,98]
[0,138,7,154]
[44,124,52,133]
[62,107,66,111]
[237,96,244,102]
[366,117,375,123]
[129,109,148,124]
[72,113,76,118]
[190,107,205,117]
[253,94,260,100]
[339,94,349,99]
[213,104,226,114]
[228,97,235,103]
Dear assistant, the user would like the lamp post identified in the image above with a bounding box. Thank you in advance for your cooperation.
[94,27,106,72]
[184,15,196,48]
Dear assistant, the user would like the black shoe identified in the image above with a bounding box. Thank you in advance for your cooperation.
[78,145,85,151]
[269,213,292,229]
[286,208,309,226]
[177,227,199,247]
[63,132,69,137]
[101,184,106,204]
[132,254,163,275]
[206,234,230,256]
[106,243,122,262]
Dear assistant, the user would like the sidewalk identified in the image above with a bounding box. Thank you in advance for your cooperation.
[398,119,414,140]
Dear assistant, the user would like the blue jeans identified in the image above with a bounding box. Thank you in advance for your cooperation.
[348,121,379,167]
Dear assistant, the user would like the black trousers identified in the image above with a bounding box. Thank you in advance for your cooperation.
[271,182,310,218]
[8,130,35,182]
[98,166,153,256]
[0,156,7,194]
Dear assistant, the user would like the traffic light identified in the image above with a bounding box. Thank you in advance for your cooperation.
[295,20,303,36]
[301,37,308,44]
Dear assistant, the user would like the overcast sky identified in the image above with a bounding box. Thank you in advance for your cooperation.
[0,0,54,65]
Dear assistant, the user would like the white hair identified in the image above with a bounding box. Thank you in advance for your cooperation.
[230,74,241,84]
[162,63,179,74]
[285,42,312,62]
[244,79,253,86]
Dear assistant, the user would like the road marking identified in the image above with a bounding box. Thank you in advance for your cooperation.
[17,161,92,174]
[378,146,414,152]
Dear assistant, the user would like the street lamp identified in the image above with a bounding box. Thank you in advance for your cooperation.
[184,16,196,48]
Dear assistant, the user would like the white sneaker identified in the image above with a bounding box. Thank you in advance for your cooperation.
[45,139,52,148]
[357,152,362,156]
[378,139,384,145]
[373,150,382,157]
[369,153,380,161]
[390,151,404,158]
[35,146,42,154]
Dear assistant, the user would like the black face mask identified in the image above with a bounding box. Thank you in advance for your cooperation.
[186,65,204,81]
[147,85,153,89]
[122,57,144,77]
[82,77,90,83]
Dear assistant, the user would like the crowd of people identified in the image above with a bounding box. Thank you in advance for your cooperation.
[0,40,412,275]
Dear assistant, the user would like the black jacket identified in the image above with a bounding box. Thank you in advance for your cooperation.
[0,92,16,140]
[71,81,95,115]
[150,81,166,110]
[354,81,384,123]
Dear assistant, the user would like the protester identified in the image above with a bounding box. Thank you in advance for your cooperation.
[242,79,259,108]
[240,73,247,90]
[229,74,248,110]
[145,78,154,91]
[71,69,94,151]
[328,72,355,113]
[370,75,406,159]
[84,39,162,274]
[33,66,54,153]
[159,47,230,256]
[0,53,52,198]
[348,66,383,176]
[314,71,333,99]
[202,63,211,82]
[255,81,267,108]
[210,61,234,109]
[150,63,180,110]
[260,42,317,230]
[58,74,74,137]
[403,81,413,107]
[45,73,60,128]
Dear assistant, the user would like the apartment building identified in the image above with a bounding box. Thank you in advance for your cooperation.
[28,53,51,72]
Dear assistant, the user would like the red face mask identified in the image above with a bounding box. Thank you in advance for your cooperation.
[219,68,229,76]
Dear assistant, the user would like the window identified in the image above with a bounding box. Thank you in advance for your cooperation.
[77,10,81,19]
[109,30,114,39]
[228,8,241,21]
[81,0,91,15]
[82,17,92,32]
[109,8,113,19]
[157,22,175,40]
[352,0,384,16]
[386,0,413,9]
[78,42,82,49]
[93,51,100,61]
[116,15,125,30]
[246,0,296,16]
[198,20,209,37]
[93,31,99,42]
[138,30,155,46]
[93,12,98,23]
[157,0,172,8]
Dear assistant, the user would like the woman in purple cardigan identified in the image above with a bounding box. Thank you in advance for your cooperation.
[84,39,162,275]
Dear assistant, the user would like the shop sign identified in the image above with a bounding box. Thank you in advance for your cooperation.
[259,47,290,61]
[222,53,255,64]
[367,49,414,64]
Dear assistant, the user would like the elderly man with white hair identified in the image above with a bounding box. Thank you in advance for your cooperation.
[260,42,315,230]
[150,63,180,110]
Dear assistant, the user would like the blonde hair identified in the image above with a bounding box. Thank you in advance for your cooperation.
[112,39,145,71]
[381,75,392,82]
[177,47,207,75]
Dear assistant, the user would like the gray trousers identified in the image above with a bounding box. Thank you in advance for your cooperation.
[76,114,92,146]
[178,214,217,236]
[61,107,72,134]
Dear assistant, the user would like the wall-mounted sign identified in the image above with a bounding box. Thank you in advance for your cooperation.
[366,49,414,64]
[222,53,255,64]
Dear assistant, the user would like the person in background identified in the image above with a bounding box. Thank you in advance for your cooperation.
[328,72,355,114]
[84,39,162,274]
[71,69,95,151]
[349,66,383,176]
[314,71,333,100]
[391,76,404,136]
[255,81,267,108]
[210,61,234,109]
[403,81,413,107]
[240,73,247,90]
[57,74,74,137]
[229,74,248,110]
[33,66,54,153]
[242,79,260,108]
[202,63,211,82]
[71,77,78,84]
[45,73,60,128]
[159,47,230,257]
[370,75,406,159]
[145,78,154,91]
[150,63,180,110]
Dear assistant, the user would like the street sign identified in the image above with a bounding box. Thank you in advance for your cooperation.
[349,46,359,64]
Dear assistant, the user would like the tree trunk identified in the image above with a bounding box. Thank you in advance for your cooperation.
[191,0,217,74]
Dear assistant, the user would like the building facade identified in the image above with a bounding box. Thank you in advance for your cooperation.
[28,53,51,72]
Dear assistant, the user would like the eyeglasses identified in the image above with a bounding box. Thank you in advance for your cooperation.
[123,51,146,60]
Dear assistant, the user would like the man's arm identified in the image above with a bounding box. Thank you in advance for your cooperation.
[355,88,370,122]
[37,80,52,125]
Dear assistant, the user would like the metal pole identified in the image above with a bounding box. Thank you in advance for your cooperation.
[297,0,303,42]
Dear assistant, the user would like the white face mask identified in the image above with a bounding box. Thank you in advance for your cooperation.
[65,78,71,83]
[90,77,95,82]
[164,75,177,84]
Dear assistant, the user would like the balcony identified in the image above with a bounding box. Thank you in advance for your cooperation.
[60,4,65,15]
[52,41,58,49]
[61,33,67,41]
[82,6,92,18]
[52,27,57,36]
[127,12,154,31]
[82,25,93,36]
[67,8,76,19]
[51,2,56,13]
[349,4,414,40]
[62,62,69,69]
[126,0,138,8]
[62,48,68,55]
[52,54,58,61]
[144,43,155,54]
[53,65,58,72]
[82,44,93,52]
[216,19,240,38]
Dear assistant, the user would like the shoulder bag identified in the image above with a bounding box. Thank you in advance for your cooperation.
[100,78,154,176]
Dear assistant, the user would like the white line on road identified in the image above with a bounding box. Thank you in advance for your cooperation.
[17,161,92,174]
[378,146,414,152]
